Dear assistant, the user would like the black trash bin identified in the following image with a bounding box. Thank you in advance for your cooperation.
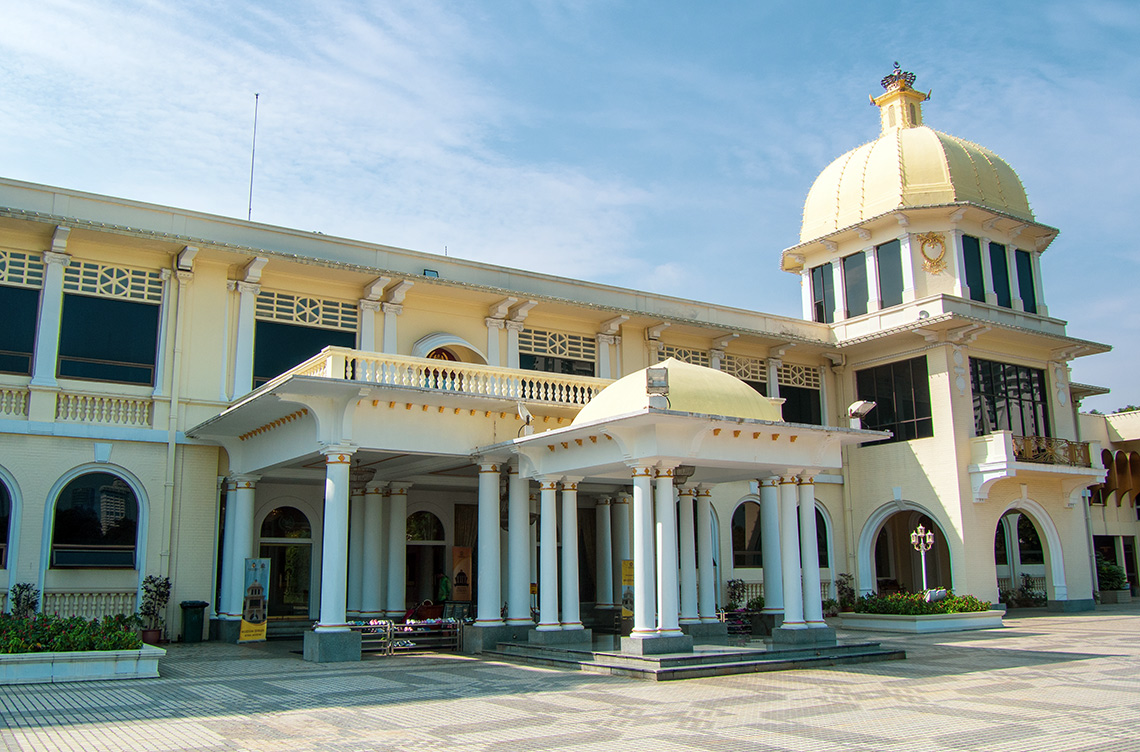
[180,600,209,643]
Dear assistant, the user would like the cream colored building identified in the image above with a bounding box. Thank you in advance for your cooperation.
[0,67,1123,658]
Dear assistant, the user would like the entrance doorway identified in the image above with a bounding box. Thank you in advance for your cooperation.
[872,511,951,593]
[406,510,446,607]
[259,506,313,618]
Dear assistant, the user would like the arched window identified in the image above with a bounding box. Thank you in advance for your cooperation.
[0,480,10,568]
[731,501,762,567]
[51,472,138,568]
[407,511,445,542]
[261,506,312,539]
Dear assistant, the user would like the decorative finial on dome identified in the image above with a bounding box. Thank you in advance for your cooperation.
[880,62,917,92]
[871,63,930,134]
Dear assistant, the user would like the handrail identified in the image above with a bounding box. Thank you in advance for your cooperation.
[1011,435,1092,468]
[286,347,613,408]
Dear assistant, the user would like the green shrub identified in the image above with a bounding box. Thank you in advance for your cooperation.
[9,583,39,619]
[745,595,765,611]
[1096,556,1128,592]
[854,591,990,615]
[0,614,142,654]
[821,598,840,617]
[725,579,746,610]
[835,573,855,609]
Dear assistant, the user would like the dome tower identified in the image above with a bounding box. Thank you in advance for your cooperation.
[781,65,1057,328]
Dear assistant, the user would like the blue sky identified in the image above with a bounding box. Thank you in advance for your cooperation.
[1,1,1137,409]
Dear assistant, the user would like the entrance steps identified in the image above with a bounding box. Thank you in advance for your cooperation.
[484,638,905,681]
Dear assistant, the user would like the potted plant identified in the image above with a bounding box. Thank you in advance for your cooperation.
[138,575,172,644]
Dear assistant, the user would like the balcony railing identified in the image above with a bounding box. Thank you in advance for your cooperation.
[1012,435,1092,468]
[284,347,612,408]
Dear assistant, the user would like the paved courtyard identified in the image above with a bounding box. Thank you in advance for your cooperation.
[1,605,1139,751]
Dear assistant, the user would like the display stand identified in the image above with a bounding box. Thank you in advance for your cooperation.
[348,618,462,654]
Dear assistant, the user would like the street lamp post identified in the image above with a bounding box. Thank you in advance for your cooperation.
[910,524,935,592]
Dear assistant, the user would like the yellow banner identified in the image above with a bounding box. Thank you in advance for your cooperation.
[620,559,634,617]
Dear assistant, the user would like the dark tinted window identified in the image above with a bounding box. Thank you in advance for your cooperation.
[810,263,835,323]
[962,235,986,302]
[51,472,138,568]
[876,240,904,308]
[59,294,159,385]
[0,285,39,375]
[520,353,595,377]
[843,252,868,318]
[989,242,1012,308]
[1015,249,1037,314]
[253,320,356,387]
[732,501,762,567]
[854,356,934,444]
[0,481,9,568]
[970,358,1050,437]
[781,385,822,425]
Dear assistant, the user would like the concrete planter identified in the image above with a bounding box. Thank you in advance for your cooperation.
[1099,589,1132,604]
[836,610,1004,633]
[0,645,165,685]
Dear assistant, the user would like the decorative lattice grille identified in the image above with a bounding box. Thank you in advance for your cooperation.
[777,362,821,389]
[0,250,45,288]
[722,354,767,382]
[519,328,596,361]
[658,344,710,367]
[63,261,163,303]
[255,290,358,331]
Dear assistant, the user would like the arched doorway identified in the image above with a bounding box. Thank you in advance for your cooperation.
[407,510,446,606]
[50,472,139,569]
[870,511,951,593]
[259,506,313,618]
[995,500,1066,603]
[995,511,1047,604]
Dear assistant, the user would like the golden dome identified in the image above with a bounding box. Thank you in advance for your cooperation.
[799,67,1033,243]
[572,358,782,426]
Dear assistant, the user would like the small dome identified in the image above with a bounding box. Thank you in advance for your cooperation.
[800,67,1033,243]
[572,358,782,426]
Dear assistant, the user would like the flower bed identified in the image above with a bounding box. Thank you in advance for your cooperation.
[836,591,1002,633]
[0,613,162,685]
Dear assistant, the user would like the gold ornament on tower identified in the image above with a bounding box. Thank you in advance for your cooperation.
[917,231,947,274]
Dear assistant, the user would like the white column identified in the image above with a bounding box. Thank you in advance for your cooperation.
[506,465,531,624]
[980,238,997,305]
[630,467,656,638]
[360,482,386,619]
[529,491,539,614]
[778,476,806,629]
[678,485,699,625]
[30,248,70,387]
[220,475,258,620]
[1007,512,1022,585]
[358,299,381,352]
[759,478,783,614]
[830,261,846,322]
[709,349,724,371]
[476,461,504,626]
[1031,251,1048,316]
[316,448,354,631]
[767,358,782,399]
[696,486,717,623]
[506,321,523,369]
[866,247,881,312]
[899,233,916,303]
[800,270,813,320]
[596,334,613,379]
[611,493,631,611]
[385,484,410,617]
[655,467,682,636]
[347,487,365,618]
[230,281,260,398]
[381,302,402,354]
[151,269,173,397]
[536,478,560,630]
[560,479,583,629]
[595,497,614,609]
[798,477,826,627]
[485,318,505,367]
[948,229,966,298]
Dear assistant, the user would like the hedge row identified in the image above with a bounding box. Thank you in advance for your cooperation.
[854,592,991,615]
[0,614,142,654]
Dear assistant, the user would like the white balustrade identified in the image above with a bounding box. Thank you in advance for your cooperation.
[56,393,153,427]
[42,590,138,620]
[0,387,28,418]
[283,347,612,408]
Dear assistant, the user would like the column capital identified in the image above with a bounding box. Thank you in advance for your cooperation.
[614,492,632,504]
[363,481,386,495]
[677,485,697,497]
[797,474,816,485]
[562,478,580,491]
[484,317,507,330]
[388,482,413,495]
[504,320,525,332]
[359,299,382,313]
[174,269,194,285]
[596,496,612,506]
[654,466,675,479]
[507,462,519,476]
[321,444,357,462]
[381,302,403,315]
[695,485,713,497]
[597,333,617,346]
[478,462,501,474]
[227,474,261,490]
[42,250,71,267]
[538,477,559,491]
[779,475,798,485]
[758,476,780,488]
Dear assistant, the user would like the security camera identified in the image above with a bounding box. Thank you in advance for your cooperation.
[848,400,877,419]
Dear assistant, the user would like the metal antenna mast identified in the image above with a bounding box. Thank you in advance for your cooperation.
[247,93,260,221]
